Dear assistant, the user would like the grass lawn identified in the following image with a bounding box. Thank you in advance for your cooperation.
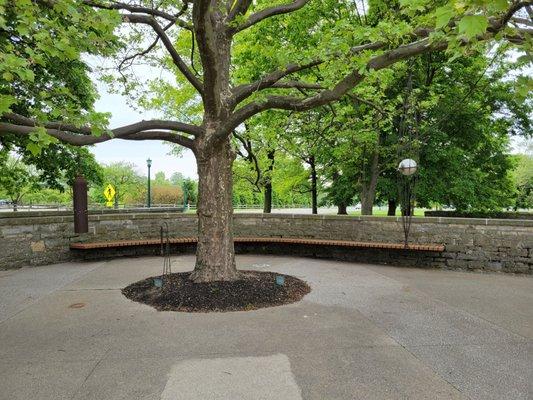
[183,206,429,216]
[347,207,427,217]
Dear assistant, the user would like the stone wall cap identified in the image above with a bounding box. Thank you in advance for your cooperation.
[2,210,533,228]
[233,213,533,227]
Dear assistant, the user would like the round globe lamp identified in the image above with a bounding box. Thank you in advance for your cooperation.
[398,159,418,176]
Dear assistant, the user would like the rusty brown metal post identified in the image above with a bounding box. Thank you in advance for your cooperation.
[73,175,88,233]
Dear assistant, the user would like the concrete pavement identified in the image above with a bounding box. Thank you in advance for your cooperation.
[0,255,531,399]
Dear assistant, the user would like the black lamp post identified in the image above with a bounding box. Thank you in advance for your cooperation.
[147,158,152,208]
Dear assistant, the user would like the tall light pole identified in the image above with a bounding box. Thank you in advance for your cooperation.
[146,158,152,208]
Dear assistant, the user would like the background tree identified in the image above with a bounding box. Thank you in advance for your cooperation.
[232,113,284,213]
[152,185,184,205]
[169,172,198,206]
[91,162,144,205]
[0,156,40,211]
[512,153,533,210]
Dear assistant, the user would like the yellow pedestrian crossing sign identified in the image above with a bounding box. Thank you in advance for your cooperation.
[103,184,116,207]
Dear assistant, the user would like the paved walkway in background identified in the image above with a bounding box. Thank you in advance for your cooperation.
[0,256,531,400]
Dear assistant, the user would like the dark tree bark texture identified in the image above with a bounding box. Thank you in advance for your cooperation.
[360,148,380,215]
[337,203,348,215]
[263,149,275,213]
[387,199,397,216]
[190,137,239,282]
[309,155,318,214]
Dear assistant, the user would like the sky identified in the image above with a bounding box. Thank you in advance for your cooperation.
[91,82,198,179]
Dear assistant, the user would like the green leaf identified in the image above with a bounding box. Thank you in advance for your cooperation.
[0,94,16,113]
[458,15,488,39]
[490,0,509,12]
[26,142,42,156]
[2,71,13,81]
[435,5,454,29]
[17,68,35,82]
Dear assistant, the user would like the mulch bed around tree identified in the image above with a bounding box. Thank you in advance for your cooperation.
[122,271,311,312]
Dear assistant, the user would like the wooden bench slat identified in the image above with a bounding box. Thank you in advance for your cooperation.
[70,236,444,252]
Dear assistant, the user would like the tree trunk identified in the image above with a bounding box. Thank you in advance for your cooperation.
[387,199,397,216]
[263,183,272,213]
[309,155,318,214]
[360,143,380,215]
[189,137,239,283]
[401,201,412,217]
[360,160,379,215]
[263,149,275,213]
[337,203,347,215]
[12,200,17,212]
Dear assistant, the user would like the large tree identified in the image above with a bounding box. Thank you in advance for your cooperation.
[1,0,531,281]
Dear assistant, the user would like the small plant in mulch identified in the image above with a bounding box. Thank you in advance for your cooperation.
[122,271,311,312]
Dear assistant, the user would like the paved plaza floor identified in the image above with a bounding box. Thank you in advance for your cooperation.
[0,255,531,400]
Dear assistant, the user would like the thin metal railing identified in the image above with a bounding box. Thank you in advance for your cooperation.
[160,222,171,276]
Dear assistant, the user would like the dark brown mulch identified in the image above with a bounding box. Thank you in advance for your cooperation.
[122,271,311,312]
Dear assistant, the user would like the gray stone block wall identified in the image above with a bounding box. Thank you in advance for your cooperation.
[1,211,531,273]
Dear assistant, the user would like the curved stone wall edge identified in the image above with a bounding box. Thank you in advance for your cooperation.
[1,212,531,273]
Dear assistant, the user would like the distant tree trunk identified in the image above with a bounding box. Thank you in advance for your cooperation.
[337,203,347,215]
[263,149,275,213]
[330,171,348,215]
[12,200,18,212]
[309,155,318,214]
[401,202,412,217]
[189,136,239,283]
[387,199,397,216]
[263,182,272,213]
[360,149,380,215]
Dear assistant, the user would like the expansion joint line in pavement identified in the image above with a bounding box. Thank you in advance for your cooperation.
[69,348,112,400]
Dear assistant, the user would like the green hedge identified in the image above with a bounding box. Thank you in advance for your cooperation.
[424,211,532,220]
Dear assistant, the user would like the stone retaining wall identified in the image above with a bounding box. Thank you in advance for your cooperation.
[1,211,531,273]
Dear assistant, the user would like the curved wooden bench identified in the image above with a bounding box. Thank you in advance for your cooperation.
[70,237,444,252]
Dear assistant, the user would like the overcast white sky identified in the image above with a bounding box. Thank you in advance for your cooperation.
[91,82,198,179]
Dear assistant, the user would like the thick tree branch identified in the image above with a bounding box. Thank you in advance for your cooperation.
[230,42,384,107]
[3,113,202,137]
[270,80,324,90]
[227,0,253,22]
[226,38,447,131]
[511,17,533,26]
[83,0,192,29]
[227,1,532,131]
[119,130,196,148]
[487,1,533,32]
[1,113,201,150]
[234,0,311,32]
[125,14,204,95]
[233,130,262,188]
[0,122,196,148]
